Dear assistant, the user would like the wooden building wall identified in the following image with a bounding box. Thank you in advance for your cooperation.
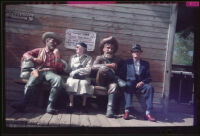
[5,4,173,110]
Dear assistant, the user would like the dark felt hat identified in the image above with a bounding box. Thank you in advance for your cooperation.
[99,36,118,54]
[42,32,62,45]
[77,42,87,49]
[131,44,143,52]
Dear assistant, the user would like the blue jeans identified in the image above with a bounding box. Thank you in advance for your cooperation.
[124,83,154,112]
[22,70,63,106]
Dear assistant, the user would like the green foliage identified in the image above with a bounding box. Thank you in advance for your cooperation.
[172,31,194,65]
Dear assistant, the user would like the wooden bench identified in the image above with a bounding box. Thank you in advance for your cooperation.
[12,76,110,110]
[7,68,143,114]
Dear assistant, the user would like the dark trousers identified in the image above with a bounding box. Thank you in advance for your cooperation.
[96,66,118,94]
[124,83,154,112]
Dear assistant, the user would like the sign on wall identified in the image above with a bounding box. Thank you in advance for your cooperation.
[64,29,96,51]
[6,9,34,22]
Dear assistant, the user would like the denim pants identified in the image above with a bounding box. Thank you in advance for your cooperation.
[124,83,154,112]
[23,70,63,106]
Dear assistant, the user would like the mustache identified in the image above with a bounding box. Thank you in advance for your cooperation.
[47,42,55,50]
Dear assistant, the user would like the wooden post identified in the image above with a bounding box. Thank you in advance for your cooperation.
[162,4,178,114]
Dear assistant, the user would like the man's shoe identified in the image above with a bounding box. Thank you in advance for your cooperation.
[123,112,130,120]
[11,103,25,112]
[145,114,156,122]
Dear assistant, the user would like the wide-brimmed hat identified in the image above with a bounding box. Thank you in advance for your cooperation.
[99,36,118,54]
[131,44,143,52]
[42,32,62,45]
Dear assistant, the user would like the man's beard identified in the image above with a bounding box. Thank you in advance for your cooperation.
[47,42,55,51]
[104,53,113,59]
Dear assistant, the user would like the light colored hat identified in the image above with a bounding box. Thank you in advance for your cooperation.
[42,32,62,45]
[99,36,118,54]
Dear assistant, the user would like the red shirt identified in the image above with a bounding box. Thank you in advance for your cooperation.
[23,48,63,73]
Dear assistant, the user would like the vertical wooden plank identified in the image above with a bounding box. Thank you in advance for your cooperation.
[59,113,71,127]
[48,114,62,126]
[117,118,138,127]
[27,113,44,126]
[71,114,80,127]
[79,114,91,127]
[96,114,111,127]
[106,117,121,127]
[163,4,178,113]
[37,113,53,126]
[88,114,101,127]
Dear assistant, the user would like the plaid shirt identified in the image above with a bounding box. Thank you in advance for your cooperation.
[23,48,63,72]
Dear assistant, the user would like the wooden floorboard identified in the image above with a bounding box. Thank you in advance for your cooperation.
[37,113,53,126]
[59,113,71,127]
[71,113,80,127]
[107,117,121,127]
[96,114,111,127]
[5,106,194,127]
[88,114,102,127]
[79,114,91,127]
[15,112,35,126]
[27,113,44,127]
[48,113,62,127]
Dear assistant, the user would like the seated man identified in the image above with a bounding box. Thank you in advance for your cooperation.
[119,44,156,121]
[92,36,123,118]
[11,32,64,114]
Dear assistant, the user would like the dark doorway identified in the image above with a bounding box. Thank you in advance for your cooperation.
[169,3,196,104]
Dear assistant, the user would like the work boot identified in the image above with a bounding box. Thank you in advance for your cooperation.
[46,102,58,114]
[106,93,115,118]
[46,87,60,114]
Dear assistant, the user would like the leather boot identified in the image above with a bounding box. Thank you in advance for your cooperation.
[106,93,115,118]
[46,87,60,114]
[46,101,58,114]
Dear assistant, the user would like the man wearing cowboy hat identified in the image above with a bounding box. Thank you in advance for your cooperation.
[119,44,156,121]
[11,32,64,114]
[92,36,124,118]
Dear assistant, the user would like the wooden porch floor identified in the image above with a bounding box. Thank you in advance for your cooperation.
[5,104,194,127]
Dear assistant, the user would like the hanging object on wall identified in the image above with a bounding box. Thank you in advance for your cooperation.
[6,9,34,22]
[64,29,96,51]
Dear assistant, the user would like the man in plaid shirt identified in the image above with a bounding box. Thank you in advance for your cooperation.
[12,32,64,114]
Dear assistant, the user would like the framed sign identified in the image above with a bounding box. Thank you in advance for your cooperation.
[64,29,96,51]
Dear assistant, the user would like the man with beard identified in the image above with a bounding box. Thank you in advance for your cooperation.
[11,32,64,114]
[92,36,124,118]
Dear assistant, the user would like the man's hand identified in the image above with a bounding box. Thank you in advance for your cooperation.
[32,58,43,64]
[106,63,117,70]
[53,48,61,59]
[31,69,39,78]
[136,81,144,88]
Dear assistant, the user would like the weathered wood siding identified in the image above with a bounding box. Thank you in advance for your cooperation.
[5,4,172,109]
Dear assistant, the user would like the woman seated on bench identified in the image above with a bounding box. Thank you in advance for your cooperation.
[64,42,94,113]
